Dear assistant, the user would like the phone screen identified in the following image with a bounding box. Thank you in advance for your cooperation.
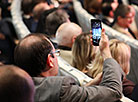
[91,19,102,46]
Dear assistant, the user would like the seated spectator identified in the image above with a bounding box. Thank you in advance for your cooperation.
[37,8,70,48]
[36,8,57,33]
[0,65,35,102]
[31,2,51,32]
[72,33,98,74]
[56,22,82,64]
[113,4,136,39]
[84,0,102,18]
[21,0,53,33]
[14,31,124,102]
[101,1,118,26]
[88,39,135,99]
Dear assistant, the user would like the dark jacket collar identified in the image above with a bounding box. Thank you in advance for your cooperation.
[58,45,71,51]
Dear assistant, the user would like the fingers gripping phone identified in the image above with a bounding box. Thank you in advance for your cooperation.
[91,19,102,46]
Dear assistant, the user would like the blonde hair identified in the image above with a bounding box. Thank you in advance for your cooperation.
[72,33,96,72]
[89,39,131,78]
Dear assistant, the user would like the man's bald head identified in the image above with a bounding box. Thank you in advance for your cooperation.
[0,65,34,102]
[56,22,82,48]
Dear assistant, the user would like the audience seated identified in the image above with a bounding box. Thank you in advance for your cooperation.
[88,39,135,99]
[14,31,124,102]
[0,65,35,102]
[56,22,82,64]
[72,32,98,74]
[113,4,136,39]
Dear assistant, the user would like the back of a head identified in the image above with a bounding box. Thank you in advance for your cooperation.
[109,39,131,75]
[45,9,70,37]
[0,65,34,102]
[21,0,34,15]
[72,33,94,71]
[102,3,112,16]
[36,8,57,33]
[89,39,131,77]
[14,33,53,77]
[84,0,102,14]
[21,0,47,15]
[114,4,131,21]
[32,0,46,5]
[32,2,51,21]
[56,22,82,47]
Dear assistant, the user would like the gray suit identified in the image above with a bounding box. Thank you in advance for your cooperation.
[33,58,124,102]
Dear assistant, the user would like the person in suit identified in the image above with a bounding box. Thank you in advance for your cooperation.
[14,30,124,102]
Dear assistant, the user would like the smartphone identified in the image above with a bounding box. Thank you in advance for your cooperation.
[91,19,102,46]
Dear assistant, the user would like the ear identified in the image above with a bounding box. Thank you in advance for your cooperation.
[72,35,77,44]
[109,11,114,18]
[47,54,54,69]
[117,16,122,21]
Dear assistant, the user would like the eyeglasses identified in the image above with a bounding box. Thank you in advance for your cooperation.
[50,49,60,57]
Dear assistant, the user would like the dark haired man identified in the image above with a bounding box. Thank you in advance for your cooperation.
[113,4,136,39]
[101,1,118,26]
[14,31,124,102]
[0,65,35,102]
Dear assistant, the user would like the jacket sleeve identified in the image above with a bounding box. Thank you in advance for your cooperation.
[60,58,124,102]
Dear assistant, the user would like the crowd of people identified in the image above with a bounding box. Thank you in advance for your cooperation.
[0,0,138,102]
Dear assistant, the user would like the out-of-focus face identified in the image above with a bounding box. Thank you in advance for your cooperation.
[111,0,119,11]
[124,12,134,28]
[119,12,134,28]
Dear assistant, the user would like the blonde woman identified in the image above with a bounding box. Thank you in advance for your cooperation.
[88,39,135,99]
[72,33,98,74]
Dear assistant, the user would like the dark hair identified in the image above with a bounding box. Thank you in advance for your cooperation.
[102,0,114,3]
[21,0,47,15]
[45,8,69,36]
[36,8,57,33]
[114,4,131,20]
[84,0,102,14]
[14,34,53,77]
[102,3,112,16]
[21,0,34,15]
[0,65,34,102]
